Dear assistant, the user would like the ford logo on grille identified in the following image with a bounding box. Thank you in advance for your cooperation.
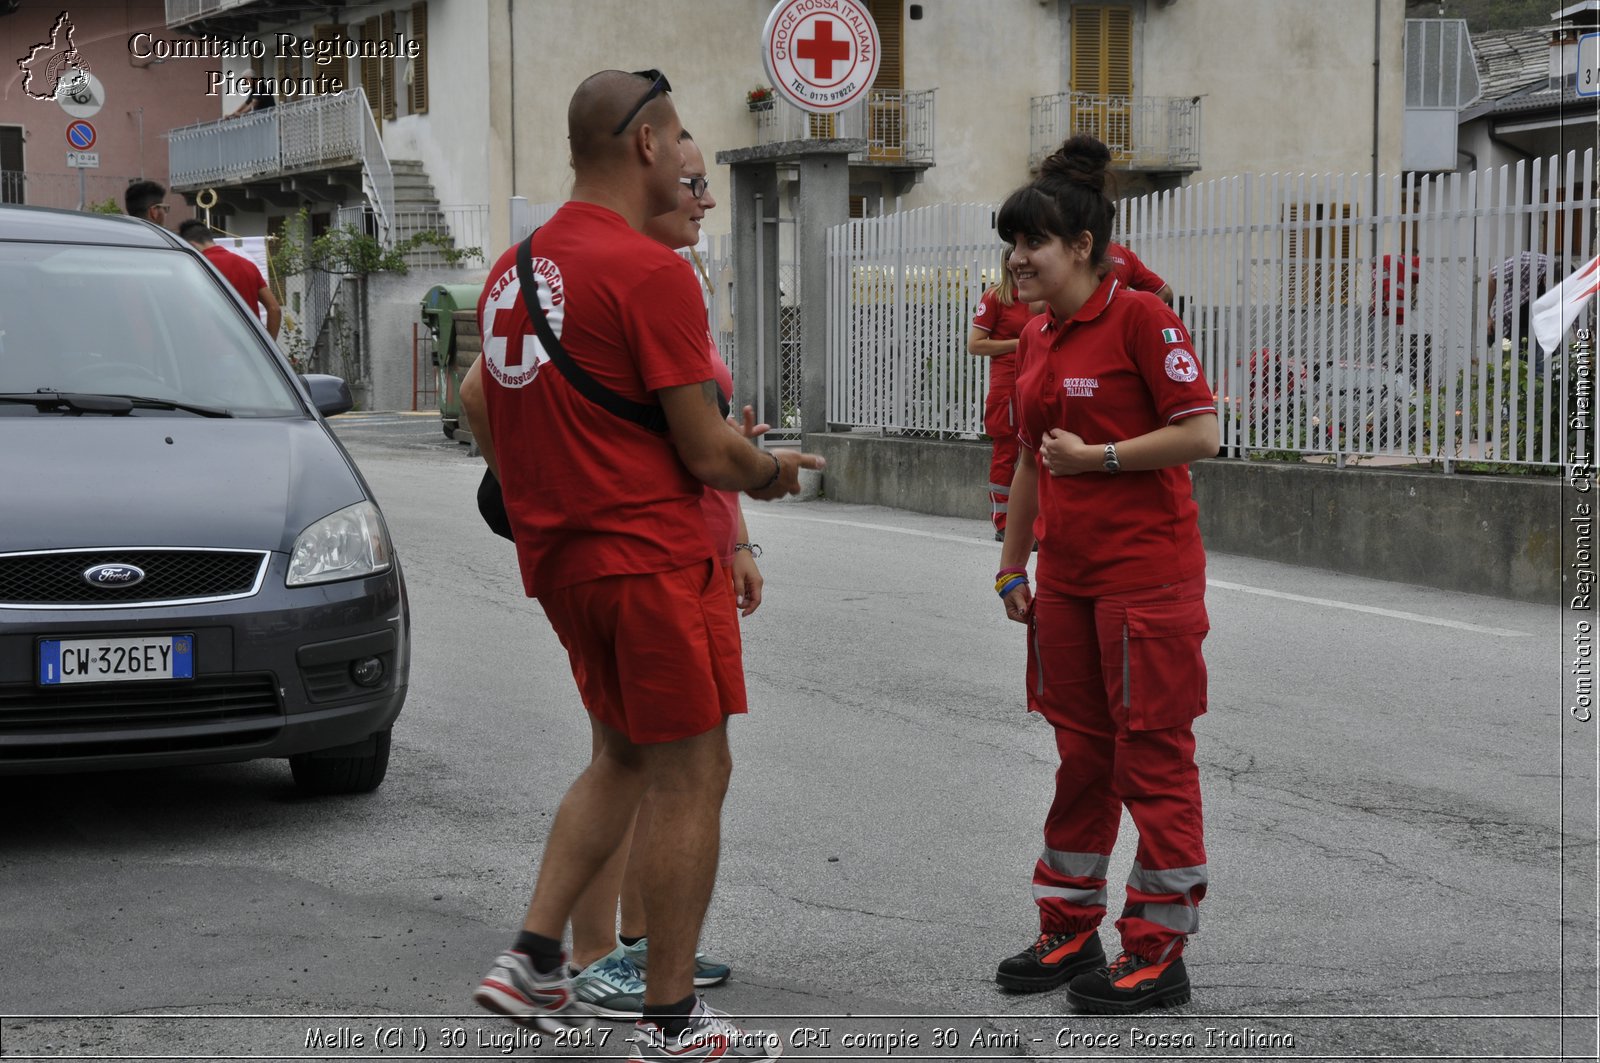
[83,564,146,587]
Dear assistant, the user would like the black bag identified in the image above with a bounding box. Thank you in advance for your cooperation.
[477,232,728,542]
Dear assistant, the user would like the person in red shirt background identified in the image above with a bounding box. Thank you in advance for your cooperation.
[179,220,282,340]
[1105,242,1174,306]
[990,135,1218,1015]
[967,257,1043,541]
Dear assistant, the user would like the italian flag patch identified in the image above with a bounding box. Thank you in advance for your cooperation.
[1162,327,1184,344]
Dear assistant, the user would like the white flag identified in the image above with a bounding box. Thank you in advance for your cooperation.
[1533,253,1600,354]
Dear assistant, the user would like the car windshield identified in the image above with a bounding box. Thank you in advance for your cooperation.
[0,242,302,417]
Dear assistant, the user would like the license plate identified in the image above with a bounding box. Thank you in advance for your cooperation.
[38,635,195,685]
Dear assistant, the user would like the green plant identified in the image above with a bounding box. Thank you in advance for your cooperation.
[88,197,122,214]
[746,85,774,106]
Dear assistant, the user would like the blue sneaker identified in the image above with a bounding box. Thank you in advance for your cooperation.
[570,947,647,1020]
[621,937,732,988]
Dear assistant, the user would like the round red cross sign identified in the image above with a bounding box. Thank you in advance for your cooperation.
[761,0,881,115]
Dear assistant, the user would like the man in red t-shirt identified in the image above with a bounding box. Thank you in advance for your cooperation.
[179,220,281,339]
[1105,242,1173,305]
[459,70,820,1053]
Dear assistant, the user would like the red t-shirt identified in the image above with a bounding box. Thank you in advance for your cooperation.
[972,291,1036,389]
[477,202,717,597]
[1375,254,1420,325]
[201,244,265,315]
[1105,243,1166,296]
[699,341,739,567]
[1015,275,1214,597]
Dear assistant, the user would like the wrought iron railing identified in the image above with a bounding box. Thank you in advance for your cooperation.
[753,89,936,165]
[164,0,256,27]
[1028,91,1201,171]
[1,170,24,205]
[165,89,394,243]
[334,204,489,267]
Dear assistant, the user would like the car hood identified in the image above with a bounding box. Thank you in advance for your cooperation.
[0,416,367,553]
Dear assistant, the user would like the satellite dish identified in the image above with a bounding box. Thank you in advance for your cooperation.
[56,69,105,118]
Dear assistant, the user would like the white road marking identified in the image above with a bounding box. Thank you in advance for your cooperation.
[752,510,1532,638]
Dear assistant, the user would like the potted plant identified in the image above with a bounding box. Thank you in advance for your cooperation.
[746,86,775,112]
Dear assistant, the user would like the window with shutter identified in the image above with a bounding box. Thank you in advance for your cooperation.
[381,10,397,120]
[866,0,903,161]
[409,2,429,115]
[361,16,382,124]
[1068,5,1134,157]
[313,24,345,94]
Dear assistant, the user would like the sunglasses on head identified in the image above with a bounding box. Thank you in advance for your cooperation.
[612,69,672,136]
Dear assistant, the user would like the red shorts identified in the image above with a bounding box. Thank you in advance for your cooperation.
[540,560,747,744]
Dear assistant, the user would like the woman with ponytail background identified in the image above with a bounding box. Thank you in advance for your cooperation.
[968,250,1044,541]
[989,135,1219,1014]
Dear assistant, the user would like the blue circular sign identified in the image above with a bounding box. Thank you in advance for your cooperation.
[66,120,96,150]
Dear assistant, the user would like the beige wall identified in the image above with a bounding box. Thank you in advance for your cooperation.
[1143,0,1406,179]
[484,0,1409,243]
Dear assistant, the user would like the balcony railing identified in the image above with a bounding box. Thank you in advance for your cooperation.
[166,89,393,241]
[1029,91,1200,172]
[753,89,935,166]
[1,170,24,205]
[164,0,256,27]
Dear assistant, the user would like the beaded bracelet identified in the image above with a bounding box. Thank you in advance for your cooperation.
[997,575,1029,598]
[735,542,762,558]
[753,451,782,491]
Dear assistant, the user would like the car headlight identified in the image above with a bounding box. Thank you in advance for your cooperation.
[287,501,393,586]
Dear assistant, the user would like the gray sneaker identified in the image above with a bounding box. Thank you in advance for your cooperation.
[570,947,647,1020]
[472,949,586,1033]
[621,936,732,988]
[629,998,781,1061]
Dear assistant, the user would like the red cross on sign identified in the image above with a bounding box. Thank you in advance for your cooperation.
[761,0,881,115]
[796,18,851,81]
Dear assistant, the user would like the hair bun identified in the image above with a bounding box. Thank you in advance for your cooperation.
[1039,134,1110,193]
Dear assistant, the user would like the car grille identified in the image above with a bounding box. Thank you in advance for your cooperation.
[0,673,283,759]
[0,549,268,607]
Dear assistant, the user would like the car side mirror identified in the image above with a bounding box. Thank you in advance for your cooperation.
[300,374,354,417]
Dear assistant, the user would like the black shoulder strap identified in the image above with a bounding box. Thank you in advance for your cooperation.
[516,234,670,434]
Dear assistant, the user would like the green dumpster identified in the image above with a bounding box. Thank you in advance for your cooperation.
[420,283,483,441]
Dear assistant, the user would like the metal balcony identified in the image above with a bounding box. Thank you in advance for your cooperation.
[165,89,393,242]
[1029,91,1201,173]
[753,89,936,168]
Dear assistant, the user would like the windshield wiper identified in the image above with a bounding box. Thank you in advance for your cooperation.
[0,391,133,414]
[119,395,233,418]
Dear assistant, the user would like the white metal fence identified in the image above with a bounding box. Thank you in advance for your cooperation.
[828,202,998,437]
[827,153,1596,469]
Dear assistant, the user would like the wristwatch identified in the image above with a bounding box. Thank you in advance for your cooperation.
[1103,443,1121,474]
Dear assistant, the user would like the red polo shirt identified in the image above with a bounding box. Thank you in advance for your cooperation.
[477,201,718,597]
[200,244,266,315]
[1015,275,1214,597]
[972,292,1037,389]
[1105,242,1166,295]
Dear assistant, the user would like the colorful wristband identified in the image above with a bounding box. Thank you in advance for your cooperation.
[997,576,1029,598]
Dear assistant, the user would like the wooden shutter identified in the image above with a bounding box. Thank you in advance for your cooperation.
[380,10,397,119]
[1069,6,1134,156]
[409,2,429,114]
[868,0,902,90]
[361,16,383,123]
[313,24,344,95]
[866,0,903,160]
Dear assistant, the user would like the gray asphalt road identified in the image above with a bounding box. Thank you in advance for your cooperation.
[0,411,1592,1062]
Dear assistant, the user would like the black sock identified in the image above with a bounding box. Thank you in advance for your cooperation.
[512,930,563,975]
[619,934,645,948]
[645,993,697,1036]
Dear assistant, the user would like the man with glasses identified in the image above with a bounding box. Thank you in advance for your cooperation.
[124,180,170,227]
[465,70,818,1061]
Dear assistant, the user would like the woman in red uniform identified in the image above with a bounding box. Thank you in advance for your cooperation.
[968,258,1040,541]
[989,135,1219,1015]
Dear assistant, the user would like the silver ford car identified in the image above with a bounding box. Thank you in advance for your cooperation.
[0,206,408,794]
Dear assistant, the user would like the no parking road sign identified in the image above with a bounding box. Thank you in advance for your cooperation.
[65,120,96,151]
